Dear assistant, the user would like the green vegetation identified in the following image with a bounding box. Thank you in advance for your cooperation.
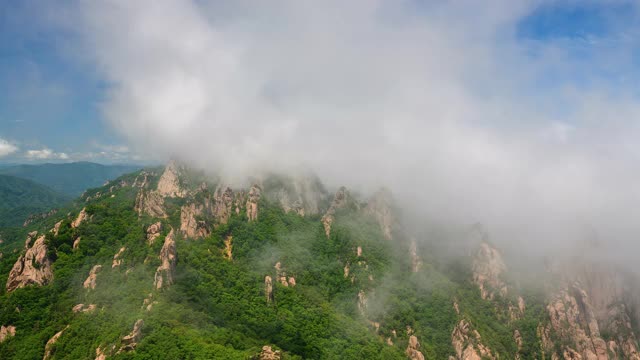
[0,169,551,359]
[0,174,70,227]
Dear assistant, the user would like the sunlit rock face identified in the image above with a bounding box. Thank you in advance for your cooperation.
[472,241,507,301]
[135,189,167,218]
[43,326,69,360]
[451,320,496,360]
[118,319,144,353]
[146,221,163,245]
[539,259,640,360]
[83,265,102,290]
[363,188,394,241]
[156,161,185,198]
[0,325,16,343]
[246,184,261,222]
[405,335,425,360]
[180,203,210,238]
[154,229,177,289]
[321,187,351,238]
[71,208,88,228]
[6,233,53,292]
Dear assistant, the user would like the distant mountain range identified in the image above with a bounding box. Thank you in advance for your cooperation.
[0,162,140,197]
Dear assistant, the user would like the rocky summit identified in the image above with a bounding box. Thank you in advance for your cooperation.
[0,162,639,359]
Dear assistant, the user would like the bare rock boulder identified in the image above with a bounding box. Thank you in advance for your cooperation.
[6,233,54,292]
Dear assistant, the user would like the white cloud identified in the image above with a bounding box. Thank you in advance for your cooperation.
[68,1,640,262]
[25,148,70,160]
[0,138,19,157]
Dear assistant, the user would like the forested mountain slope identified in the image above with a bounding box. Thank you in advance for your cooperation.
[0,175,70,227]
[0,162,638,359]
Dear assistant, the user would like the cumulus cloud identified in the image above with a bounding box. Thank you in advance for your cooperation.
[0,138,19,157]
[25,148,70,160]
[67,1,640,262]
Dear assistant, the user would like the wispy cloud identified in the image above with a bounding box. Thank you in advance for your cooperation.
[25,148,70,160]
[0,138,19,157]
[64,1,640,261]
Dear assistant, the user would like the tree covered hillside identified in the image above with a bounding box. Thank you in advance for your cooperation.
[0,175,70,227]
[0,163,638,360]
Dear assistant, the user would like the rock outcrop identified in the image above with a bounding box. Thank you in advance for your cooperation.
[71,208,88,228]
[213,185,234,224]
[451,320,495,360]
[267,174,327,216]
[43,326,68,360]
[112,247,126,268]
[135,190,167,218]
[265,276,273,303]
[223,235,233,260]
[405,335,425,360]
[180,203,210,238]
[363,188,394,240]
[6,233,54,292]
[146,222,162,245]
[72,304,97,313]
[118,319,143,353]
[259,345,281,360]
[157,161,185,198]
[321,187,351,238]
[154,229,177,289]
[410,238,422,273]
[539,258,640,360]
[472,242,507,300]
[0,325,16,343]
[83,265,102,289]
[51,220,63,236]
[246,185,261,221]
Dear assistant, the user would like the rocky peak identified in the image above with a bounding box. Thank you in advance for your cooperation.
[363,188,394,240]
[213,185,234,224]
[154,229,177,289]
[409,238,422,273]
[157,161,185,198]
[405,335,425,360]
[321,187,352,238]
[246,185,261,222]
[6,233,54,292]
[472,241,507,300]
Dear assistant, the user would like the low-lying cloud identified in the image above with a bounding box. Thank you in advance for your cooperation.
[65,1,640,263]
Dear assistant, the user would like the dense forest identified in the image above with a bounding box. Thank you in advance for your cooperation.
[0,164,637,359]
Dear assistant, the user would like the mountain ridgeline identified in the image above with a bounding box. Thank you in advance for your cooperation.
[0,162,140,197]
[0,161,639,359]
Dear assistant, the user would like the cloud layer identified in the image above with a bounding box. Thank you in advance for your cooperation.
[68,1,640,261]
[0,138,18,157]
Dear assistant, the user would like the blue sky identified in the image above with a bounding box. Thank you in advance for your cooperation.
[0,0,638,164]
